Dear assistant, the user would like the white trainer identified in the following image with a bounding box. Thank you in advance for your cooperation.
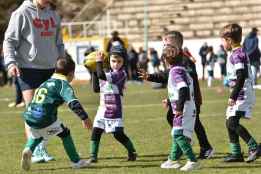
[72,159,90,169]
[21,148,32,171]
[180,161,200,171]
[160,159,182,169]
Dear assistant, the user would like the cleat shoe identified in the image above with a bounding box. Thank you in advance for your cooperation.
[198,148,214,159]
[224,153,244,162]
[72,159,90,169]
[31,145,45,163]
[246,149,260,163]
[160,159,182,169]
[180,160,200,171]
[41,148,55,162]
[21,148,32,171]
[127,152,137,161]
[87,156,98,163]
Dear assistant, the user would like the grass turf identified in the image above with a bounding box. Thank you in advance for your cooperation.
[0,80,261,174]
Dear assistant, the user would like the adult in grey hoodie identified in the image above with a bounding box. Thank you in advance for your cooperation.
[3,0,65,163]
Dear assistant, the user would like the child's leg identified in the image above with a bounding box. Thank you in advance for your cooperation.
[57,127,80,163]
[169,137,183,161]
[21,137,43,171]
[113,128,136,155]
[227,116,258,151]
[90,127,104,161]
[194,113,213,158]
[174,134,197,162]
[226,117,242,155]
[25,137,43,152]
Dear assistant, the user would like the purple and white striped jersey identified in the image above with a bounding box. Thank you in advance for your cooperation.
[98,69,127,119]
[167,66,195,113]
[226,47,254,101]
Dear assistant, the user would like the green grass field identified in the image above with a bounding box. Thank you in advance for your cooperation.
[0,81,261,174]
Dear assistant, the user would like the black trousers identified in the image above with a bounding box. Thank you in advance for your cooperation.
[167,106,212,150]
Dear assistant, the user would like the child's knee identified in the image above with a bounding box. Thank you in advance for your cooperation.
[113,129,128,142]
[57,127,70,138]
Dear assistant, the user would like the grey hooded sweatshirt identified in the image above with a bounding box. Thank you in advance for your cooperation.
[3,0,65,70]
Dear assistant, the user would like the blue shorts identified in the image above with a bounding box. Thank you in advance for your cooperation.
[18,68,54,91]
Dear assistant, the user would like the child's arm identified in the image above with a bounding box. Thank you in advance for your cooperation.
[96,52,107,80]
[68,100,92,129]
[91,72,100,93]
[175,87,190,116]
[229,69,246,105]
[138,69,169,83]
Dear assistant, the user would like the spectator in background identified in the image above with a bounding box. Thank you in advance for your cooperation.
[0,46,7,86]
[148,48,160,73]
[127,46,138,81]
[199,42,208,80]
[206,46,216,87]
[216,45,227,80]
[3,0,65,163]
[137,47,148,72]
[106,30,126,52]
[8,77,25,108]
[243,27,261,85]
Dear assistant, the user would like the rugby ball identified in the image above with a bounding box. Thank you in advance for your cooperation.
[83,51,109,71]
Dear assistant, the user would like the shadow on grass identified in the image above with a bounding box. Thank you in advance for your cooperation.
[92,153,169,160]
[207,164,261,169]
[32,164,159,172]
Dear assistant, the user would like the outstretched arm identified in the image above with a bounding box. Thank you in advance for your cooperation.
[68,100,92,129]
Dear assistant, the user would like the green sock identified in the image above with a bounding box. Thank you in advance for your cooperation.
[169,138,183,161]
[247,138,258,151]
[229,143,241,155]
[61,135,80,163]
[90,140,100,159]
[25,137,43,152]
[175,135,197,162]
[123,139,136,153]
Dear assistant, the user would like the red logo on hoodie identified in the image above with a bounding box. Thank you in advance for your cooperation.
[33,17,56,37]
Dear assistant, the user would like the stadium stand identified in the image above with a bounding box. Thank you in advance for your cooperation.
[103,0,261,41]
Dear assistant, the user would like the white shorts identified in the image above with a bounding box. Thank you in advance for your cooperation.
[26,120,64,140]
[93,116,123,133]
[226,101,253,119]
[171,102,196,139]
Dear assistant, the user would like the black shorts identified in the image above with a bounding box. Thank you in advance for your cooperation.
[18,68,55,91]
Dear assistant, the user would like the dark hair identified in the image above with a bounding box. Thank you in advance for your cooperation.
[55,57,75,75]
[220,23,242,43]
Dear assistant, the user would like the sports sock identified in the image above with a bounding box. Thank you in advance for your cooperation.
[175,135,196,162]
[229,143,241,155]
[61,135,80,163]
[169,138,182,161]
[90,140,100,159]
[25,137,43,152]
[247,137,258,151]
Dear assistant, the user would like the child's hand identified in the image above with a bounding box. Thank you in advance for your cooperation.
[138,69,148,80]
[228,98,236,106]
[162,99,169,109]
[82,118,93,130]
[174,110,183,117]
[96,51,104,62]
